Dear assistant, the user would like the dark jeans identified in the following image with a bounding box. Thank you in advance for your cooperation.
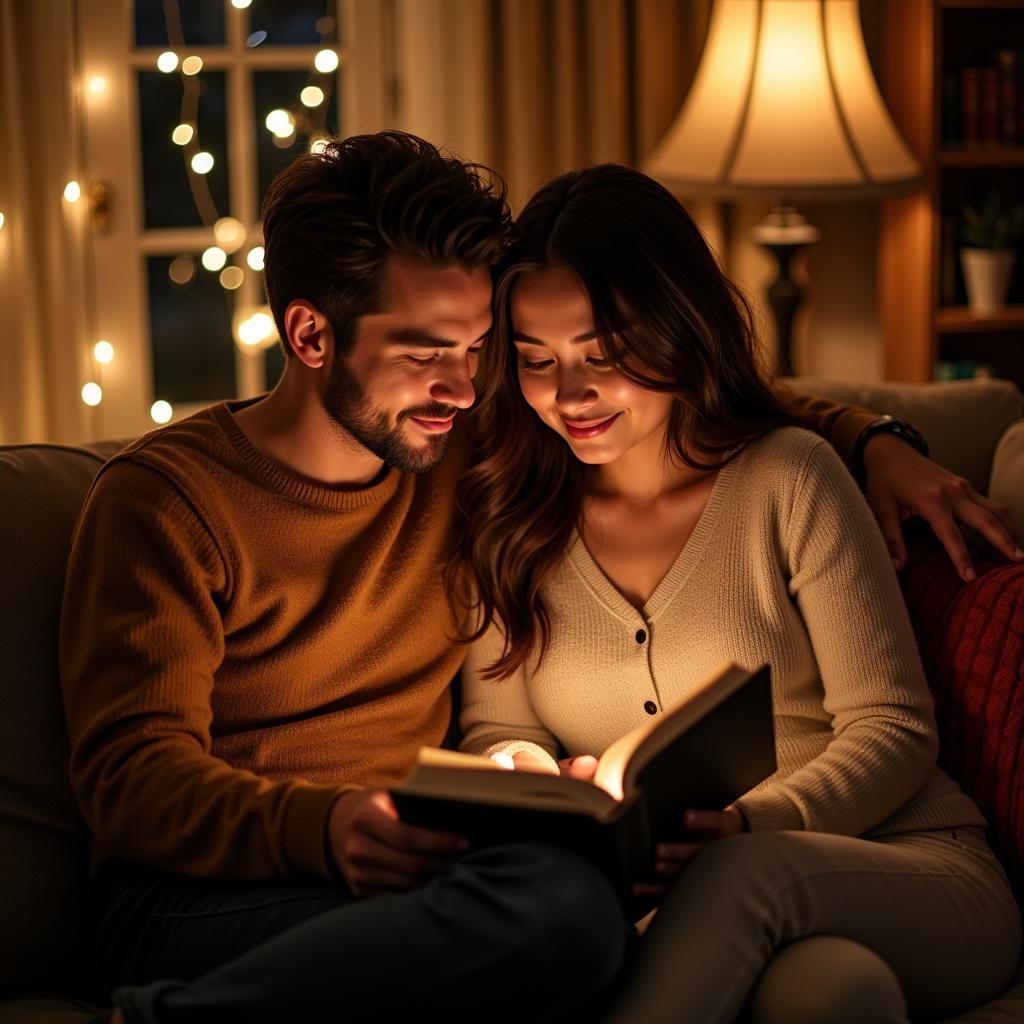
[94,842,630,1023]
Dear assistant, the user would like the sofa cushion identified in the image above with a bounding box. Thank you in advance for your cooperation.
[900,532,1024,898]
[989,418,1024,534]
[787,377,1024,496]
[0,442,124,997]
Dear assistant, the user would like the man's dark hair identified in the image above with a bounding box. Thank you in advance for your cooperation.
[261,131,514,357]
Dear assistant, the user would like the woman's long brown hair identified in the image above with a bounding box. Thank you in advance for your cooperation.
[452,165,804,680]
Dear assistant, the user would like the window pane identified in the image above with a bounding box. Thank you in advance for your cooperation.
[148,255,236,403]
[249,1,338,46]
[253,70,340,217]
[134,0,226,47]
[138,71,231,229]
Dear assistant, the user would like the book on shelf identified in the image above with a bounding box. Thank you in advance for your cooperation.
[391,661,775,897]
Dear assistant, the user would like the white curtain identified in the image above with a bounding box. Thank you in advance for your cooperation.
[0,0,92,443]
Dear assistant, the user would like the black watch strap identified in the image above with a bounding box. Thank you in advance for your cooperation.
[851,415,929,488]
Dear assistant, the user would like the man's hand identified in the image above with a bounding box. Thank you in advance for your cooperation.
[632,806,747,900]
[326,789,467,897]
[862,433,1023,581]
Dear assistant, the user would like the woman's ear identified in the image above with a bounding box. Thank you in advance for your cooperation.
[282,300,333,368]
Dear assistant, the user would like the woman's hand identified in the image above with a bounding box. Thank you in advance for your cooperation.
[505,751,599,780]
[632,805,748,900]
[862,434,1023,580]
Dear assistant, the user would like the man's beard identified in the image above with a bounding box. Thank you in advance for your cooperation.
[322,356,454,474]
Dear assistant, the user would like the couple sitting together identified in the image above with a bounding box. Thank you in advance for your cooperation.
[64,130,1021,1024]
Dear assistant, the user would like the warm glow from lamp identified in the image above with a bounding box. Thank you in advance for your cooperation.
[0,212,5,232]
[63,181,82,203]
[93,340,114,364]
[644,0,921,197]
[81,382,103,406]
[87,75,107,95]
[231,0,253,7]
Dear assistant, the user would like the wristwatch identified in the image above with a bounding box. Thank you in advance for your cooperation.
[851,415,929,488]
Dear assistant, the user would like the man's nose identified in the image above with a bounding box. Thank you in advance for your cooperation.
[430,362,476,409]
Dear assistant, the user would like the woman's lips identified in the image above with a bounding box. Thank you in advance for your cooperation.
[561,412,621,439]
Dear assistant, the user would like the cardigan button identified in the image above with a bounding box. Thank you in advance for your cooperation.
[643,700,658,715]
[635,628,647,644]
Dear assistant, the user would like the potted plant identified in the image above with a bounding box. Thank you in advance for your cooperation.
[960,189,1024,312]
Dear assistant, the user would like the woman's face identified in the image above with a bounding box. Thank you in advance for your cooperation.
[510,265,674,466]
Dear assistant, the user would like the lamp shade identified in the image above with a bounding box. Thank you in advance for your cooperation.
[644,0,922,198]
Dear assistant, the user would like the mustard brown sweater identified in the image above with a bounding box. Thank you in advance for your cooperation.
[60,394,876,882]
[461,428,985,840]
[60,401,470,880]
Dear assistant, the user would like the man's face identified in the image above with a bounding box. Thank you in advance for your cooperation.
[323,254,492,473]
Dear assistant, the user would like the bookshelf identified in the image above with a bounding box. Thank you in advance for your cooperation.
[879,0,1024,387]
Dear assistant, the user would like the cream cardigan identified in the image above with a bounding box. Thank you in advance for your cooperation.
[460,427,984,839]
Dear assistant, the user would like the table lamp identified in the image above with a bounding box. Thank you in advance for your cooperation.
[644,0,922,375]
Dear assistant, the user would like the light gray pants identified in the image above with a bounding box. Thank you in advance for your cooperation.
[608,828,1021,1024]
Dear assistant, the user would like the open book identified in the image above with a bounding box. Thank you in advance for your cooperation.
[392,662,775,896]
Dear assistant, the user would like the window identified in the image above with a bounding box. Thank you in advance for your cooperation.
[78,0,388,436]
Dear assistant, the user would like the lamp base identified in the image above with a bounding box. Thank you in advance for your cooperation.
[751,206,821,377]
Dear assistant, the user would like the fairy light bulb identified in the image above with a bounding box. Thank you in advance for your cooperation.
[265,108,295,139]
[314,49,339,73]
[157,51,178,73]
[81,382,103,406]
[63,181,82,203]
[151,400,173,424]
[301,86,324,107]
[219,266,244,290]
[246,245,265,271]
[172,123,194,146]
[181,55,203,76]
[213,216,246,253]
[202,246,227,272]
[93,340,114,364]
[191,151,214,174]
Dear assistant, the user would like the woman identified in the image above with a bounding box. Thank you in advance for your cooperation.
[453,165,1021,1023]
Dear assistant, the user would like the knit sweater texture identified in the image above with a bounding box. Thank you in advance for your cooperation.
[60,401,470,880]
[460,428,985,839]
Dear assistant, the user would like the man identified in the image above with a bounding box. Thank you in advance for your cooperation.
[62,131,1020,1024]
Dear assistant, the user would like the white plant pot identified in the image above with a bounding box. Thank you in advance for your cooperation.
[960,247,1016,312]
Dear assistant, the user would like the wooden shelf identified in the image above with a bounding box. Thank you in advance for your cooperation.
[936,306,1024,333]
[940,148,1024,168]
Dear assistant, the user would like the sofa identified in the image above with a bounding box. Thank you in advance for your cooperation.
[1,377,1023,1023]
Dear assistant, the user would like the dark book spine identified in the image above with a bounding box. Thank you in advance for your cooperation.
[997,50,1018,146]
[942,71,961,148]
[982,67,1001,147]
[962,67,982,149]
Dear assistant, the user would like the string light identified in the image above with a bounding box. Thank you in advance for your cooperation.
[201,246,227,271]
[220,266,244,290]
[151,400,173,424]
[213,216,246,252]
[246,245,265,271]
[309,137,328,155]
[81,382,103,406]
[87,76,107,95]
[191,151,214,174]
[236,310,277,349]
[157,51,179,73]
[93,340,114,364]
[181,55,203,76]
[314,49,339,73]
[0,212,5,231]
[230,0,253,7]
[168,255,196,285]
[172,123,194,146]
[265,108,295,139]
[63,181,82,203]
[301,86,324,108]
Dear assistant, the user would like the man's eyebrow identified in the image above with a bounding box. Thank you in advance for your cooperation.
[388,328,491,348]
[513,331,598,345]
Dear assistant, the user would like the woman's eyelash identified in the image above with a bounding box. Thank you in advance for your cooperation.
[587,357,611,369]
[518,357,552,371]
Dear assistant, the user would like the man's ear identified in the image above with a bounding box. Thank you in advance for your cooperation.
[282,300,333,369]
